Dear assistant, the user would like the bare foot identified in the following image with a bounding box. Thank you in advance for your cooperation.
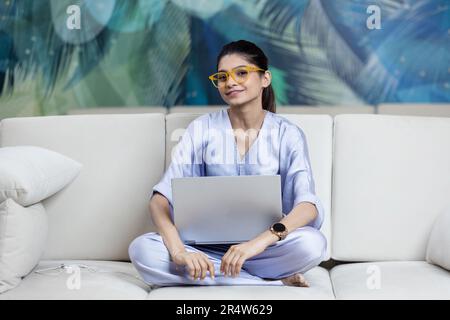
[281,273,309,287]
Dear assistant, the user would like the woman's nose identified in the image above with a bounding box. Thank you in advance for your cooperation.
[226,74,238,86]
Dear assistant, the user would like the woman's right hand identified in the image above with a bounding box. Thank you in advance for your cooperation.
[172,251,215,281]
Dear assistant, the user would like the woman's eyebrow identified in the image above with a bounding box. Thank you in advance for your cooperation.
[218,65,246,72]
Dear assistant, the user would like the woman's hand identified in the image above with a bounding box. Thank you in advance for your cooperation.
[220,240,267,278]
[172,251,215,281]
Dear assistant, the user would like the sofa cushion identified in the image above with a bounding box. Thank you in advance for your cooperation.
[426,206,450,270]
[147,266,334,300]
[0,114,165,261]
[166,113,333,260]
[0,145,82,206]
[0,199,47,293]
[0,260,150,300]
[330,261,450,300]
[332,115,450,261]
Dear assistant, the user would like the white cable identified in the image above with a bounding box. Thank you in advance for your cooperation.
[34,263,147,285]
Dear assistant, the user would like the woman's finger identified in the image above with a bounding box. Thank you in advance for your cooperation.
[220,250,231,275]
[230,254,242,277]
[198,258,208,280]
[192,258,201,280]
[205,257,215,279]
[225,253,235,277]
[186,260,196,280]
[235,257,246,277]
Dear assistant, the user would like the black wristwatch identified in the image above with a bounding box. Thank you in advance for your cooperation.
[270,222,288,241]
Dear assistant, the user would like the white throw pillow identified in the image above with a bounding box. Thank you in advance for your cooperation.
[0,146,82,206]
[0,198,48,293]
[426,207,450,271]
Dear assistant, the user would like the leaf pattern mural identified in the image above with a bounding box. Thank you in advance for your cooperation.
[0,0,448,118]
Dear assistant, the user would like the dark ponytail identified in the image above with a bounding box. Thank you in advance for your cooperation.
[216,40,276,113]
[262,85,276,114]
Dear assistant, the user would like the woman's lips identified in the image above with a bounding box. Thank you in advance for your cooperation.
[226,90,244,97]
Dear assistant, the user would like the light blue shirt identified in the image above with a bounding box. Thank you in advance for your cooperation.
[152,108,324,230]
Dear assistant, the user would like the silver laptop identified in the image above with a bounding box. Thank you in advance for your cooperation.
[172,175,282,245]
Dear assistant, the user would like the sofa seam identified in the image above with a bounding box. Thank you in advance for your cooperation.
[328,268,338,300]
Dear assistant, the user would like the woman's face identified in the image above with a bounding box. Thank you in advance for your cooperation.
[216,54,271,108]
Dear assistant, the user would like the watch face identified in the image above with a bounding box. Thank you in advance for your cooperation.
[272,223,286,232]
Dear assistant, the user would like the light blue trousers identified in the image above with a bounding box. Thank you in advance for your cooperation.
[128,226,327,287]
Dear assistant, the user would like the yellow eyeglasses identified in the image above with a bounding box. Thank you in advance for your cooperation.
[208,65,266,88]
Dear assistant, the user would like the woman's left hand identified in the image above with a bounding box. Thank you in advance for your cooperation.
[220,240,267,277]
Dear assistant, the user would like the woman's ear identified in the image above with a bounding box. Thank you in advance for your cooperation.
[262,70,272,88]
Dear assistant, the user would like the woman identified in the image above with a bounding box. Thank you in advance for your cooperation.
[129,40,327,287]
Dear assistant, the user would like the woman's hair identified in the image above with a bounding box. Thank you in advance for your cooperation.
[216,40,276,113]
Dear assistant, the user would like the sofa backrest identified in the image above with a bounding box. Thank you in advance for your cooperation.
[165,113,205,169]
[165,113,333,260]
[332,114,450,261]
[0,114,165,261]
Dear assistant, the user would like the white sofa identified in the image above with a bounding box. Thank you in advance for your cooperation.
[0,112,449,300]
